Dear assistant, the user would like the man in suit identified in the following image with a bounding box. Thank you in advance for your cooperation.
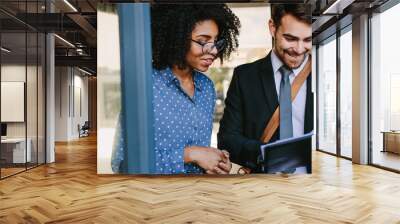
[217,4,313,173]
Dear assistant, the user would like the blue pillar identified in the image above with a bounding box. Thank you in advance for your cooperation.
[118,3,155,174]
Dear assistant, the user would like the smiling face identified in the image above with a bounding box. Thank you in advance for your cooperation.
[185,20,219,72]
[269,13,312,69]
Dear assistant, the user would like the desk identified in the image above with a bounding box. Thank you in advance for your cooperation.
[1,138,31,163]
[382,131,400,154]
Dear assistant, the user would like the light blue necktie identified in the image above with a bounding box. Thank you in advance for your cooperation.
[279,65,293,140]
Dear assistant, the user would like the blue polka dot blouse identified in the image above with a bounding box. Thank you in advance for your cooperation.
[111,67,216,174]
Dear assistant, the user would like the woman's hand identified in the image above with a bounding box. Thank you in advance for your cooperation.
[184,146,231,174]
[206,150,231,174]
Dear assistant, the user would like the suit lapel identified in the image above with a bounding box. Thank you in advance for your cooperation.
[259,53,279,114]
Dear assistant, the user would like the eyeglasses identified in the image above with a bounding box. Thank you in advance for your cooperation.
[190,39,225,55]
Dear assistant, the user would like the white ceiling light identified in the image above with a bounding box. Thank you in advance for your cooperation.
[1,47,11,53]
[323,0,355,15]
[78,67,93,76]
[63,0,78,12]
[54,34,75,48]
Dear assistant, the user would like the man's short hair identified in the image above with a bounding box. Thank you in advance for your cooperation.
[271,4,312,28]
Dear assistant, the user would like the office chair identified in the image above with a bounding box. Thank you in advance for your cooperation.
[79,121,90,138]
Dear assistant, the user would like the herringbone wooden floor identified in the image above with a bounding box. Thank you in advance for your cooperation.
[1,135,400,224]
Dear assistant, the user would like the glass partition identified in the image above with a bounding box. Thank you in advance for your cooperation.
[0,1,46,179]
[38,31,45,165]
[1,30,28,177]
[27,30,38,169]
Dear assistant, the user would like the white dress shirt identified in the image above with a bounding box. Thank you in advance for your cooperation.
[270,50,308,137]
[258,51,310,174]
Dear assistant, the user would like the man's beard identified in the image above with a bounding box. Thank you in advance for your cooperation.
[282,48,307,69]
[273,37,309,69]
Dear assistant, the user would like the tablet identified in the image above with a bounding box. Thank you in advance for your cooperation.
[260,132,313,174]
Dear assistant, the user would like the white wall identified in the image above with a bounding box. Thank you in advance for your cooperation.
[54,66,89,141]
[71,72,89,138]
[55,66,69,141]
[1,65,33,138]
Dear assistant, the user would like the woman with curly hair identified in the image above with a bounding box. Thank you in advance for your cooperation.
[112,3,240,174]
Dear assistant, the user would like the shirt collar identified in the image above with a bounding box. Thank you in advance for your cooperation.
[271,49,309,77]
[162,67,202,91]
[271,49,284,75]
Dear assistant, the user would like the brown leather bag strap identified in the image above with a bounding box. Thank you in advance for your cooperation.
[260,56,312,143]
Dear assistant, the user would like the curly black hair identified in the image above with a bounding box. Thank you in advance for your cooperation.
[151,4,241,70]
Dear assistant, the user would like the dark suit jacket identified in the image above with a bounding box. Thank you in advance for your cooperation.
[217,52,314,172]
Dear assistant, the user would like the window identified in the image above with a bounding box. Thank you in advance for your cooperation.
[317,36,337,154]
[339,28,352,158]
[370,2,400,171]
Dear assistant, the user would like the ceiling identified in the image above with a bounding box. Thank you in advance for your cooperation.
[311,0,391,43]
[2,0,394,74]
[0,0,99,74]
